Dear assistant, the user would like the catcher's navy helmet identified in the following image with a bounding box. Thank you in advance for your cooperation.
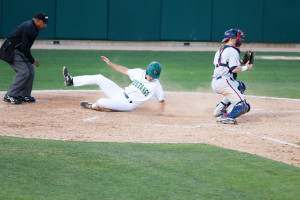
[222,29,245,47]
[146,62,161,79]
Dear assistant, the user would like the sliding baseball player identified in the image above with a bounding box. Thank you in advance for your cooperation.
[63,56,165,112]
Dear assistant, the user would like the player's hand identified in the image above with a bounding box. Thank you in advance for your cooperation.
[158,100,165,113]
[101,56,112,66]
[34,60,40,67]
[245,61,253,71]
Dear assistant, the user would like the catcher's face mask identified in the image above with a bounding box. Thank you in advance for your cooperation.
[235,29,245,47]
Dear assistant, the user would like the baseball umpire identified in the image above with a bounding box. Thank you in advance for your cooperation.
[0,12,49,104]
[211,29,253,124]
[62,56,165,112]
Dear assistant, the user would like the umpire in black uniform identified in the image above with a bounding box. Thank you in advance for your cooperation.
[0,12,49,104]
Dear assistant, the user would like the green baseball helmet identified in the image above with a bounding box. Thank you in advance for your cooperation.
[146,62,161,78]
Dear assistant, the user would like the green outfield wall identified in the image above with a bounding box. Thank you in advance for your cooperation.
[0,0,299,43]
[1,0,56,39]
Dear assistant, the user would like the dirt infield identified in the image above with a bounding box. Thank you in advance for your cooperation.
[1,91,299,167]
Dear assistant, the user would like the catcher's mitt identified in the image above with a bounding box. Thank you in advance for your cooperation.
[240,50,255,65]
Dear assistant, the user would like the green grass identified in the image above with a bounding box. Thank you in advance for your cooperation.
[1,50,300,199]
[1,136,299,200]
[1,50,299,98]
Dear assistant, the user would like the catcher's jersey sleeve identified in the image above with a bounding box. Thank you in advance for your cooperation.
[126,69,165,105]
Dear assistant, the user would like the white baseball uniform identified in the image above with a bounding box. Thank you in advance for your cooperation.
[211,45,245,106]
[73,68,165,111]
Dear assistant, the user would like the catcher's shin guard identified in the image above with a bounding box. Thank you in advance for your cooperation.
[227,100,249,118]
[213,101,231,117]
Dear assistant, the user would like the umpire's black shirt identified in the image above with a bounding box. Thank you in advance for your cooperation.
[6,20,39,64]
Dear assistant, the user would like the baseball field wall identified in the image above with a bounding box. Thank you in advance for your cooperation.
[0,0,300,43]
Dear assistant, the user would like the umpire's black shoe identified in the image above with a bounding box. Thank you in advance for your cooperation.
[19,96,36,103]
[63,66,73,86]
[3,95,22,104]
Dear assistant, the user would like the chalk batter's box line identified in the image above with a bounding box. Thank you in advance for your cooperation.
[126,122,300,148]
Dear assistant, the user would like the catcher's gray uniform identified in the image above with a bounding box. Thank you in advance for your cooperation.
[212,45,245,116]
[211,29,252,124]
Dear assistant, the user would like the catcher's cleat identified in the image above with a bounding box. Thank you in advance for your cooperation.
[217,114,237,125]
[80,101,93,109]
[63,66,73,86]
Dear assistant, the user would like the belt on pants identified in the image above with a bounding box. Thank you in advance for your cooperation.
[216,76,234,81]
[124,92,132,103]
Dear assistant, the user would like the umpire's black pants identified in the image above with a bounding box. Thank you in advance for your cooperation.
[6,49,35,97]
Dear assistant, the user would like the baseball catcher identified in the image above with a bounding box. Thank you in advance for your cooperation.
[211,29,253,124]
[62,56,165,112]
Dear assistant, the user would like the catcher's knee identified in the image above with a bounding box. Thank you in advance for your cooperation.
[237,100,250,114]
[237,81,246,94]
[245,101,250,113]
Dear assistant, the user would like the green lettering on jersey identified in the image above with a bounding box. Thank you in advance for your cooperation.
[131,79,150,97]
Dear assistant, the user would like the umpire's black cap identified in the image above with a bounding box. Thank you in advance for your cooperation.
[34,12,49,23]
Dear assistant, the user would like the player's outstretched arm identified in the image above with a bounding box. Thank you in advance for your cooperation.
[158,100,165,113]
[101,56,128,75]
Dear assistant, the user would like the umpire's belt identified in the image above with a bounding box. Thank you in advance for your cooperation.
[216,76,234,81]
[124,92,133,103]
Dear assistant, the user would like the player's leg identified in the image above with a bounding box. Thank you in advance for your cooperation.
[5,51,31,104]
[217,78,249,124]
[62,67,135,111]
[80,98,136,111]
[62,67,124,98]
[212,78,231,116]
[224,79,250,118]
[73,74,124,99]
[18,60,35,102]
[213,97,231,117]
[63,66,125,98]
[227,99,250,118]
[96,98,136,111]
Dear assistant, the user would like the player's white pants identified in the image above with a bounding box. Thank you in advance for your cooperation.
[211,76,244,106]
[73,74,137,111]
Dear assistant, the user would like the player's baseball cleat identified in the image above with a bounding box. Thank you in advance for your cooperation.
[3,95,22,104]
[63,66,73,86]
[80,101,93,109]
[217,114,237,125]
